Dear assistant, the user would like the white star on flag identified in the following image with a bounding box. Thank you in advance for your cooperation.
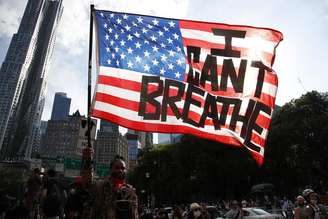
[152,18,159,25]
[127,47,133,54]
[161,54,167,61]
[152,59,159,66]
[135,42,141,48]
[150,35,157,42]
[144,50,150,57]
[144,64,150,72]
[175,72,181,78]
[137,17,143,23]
[135,56,141,63]
[127,61,133,68]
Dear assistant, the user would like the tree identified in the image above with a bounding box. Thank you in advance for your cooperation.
[264,91,328,194]
[130,136,259,204]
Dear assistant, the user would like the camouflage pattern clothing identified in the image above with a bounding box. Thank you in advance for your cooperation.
[96,177,138,219]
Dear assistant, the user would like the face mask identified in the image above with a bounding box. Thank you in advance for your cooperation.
[193,210,201,218]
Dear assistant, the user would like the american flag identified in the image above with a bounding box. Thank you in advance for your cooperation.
[91,9,283,165]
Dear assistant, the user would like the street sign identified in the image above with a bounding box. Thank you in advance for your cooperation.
[96,163,110,177]
[64,157,82,170]
[64,157,109,177]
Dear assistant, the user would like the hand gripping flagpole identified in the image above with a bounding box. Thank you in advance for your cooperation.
[81,4,94,182]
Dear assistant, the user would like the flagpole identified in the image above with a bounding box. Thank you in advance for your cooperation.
[87,4,94,149]
[81,4,94,180]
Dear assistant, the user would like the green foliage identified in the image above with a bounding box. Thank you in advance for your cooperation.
[264,91,328,194]
[130,136,260,204]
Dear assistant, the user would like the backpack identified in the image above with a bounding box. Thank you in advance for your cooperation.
[43,179,65,217]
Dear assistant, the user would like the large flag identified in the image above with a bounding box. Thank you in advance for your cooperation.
[91,9,283,165]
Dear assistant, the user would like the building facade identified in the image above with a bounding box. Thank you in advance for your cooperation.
[51,92,71,121]
[95,120,128,167]
[0,0,63,160]
[31,120,48,157]
[40,111,97,159]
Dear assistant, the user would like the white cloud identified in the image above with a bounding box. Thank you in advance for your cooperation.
[0,0,26,37]
[56,0,189,56]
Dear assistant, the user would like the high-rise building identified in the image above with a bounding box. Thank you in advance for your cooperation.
[51,92,71,121]
[95,120,128,167]
[126,132,140,170]
[157,133,181,144]
[0,0,63,160]
[40,110,97,159]
[128,129,153,149]
[125,129,152,169]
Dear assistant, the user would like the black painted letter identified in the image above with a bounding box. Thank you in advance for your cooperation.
[139,76,163,120]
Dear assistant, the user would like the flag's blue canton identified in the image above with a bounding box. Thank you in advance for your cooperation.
[95,10,186,81]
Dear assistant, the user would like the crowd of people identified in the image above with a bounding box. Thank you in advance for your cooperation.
[138,193,328,219]
[0,155,327,219]
[1,155,138,219]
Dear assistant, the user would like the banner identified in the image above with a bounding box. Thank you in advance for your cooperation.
[91,9,283,165]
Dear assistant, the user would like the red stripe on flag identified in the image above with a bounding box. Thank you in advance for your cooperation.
[97,75,141,92]
[256,114,271,130]
[251,132,266,147]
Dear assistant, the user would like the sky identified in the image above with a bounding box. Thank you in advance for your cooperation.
[1,0,328,141]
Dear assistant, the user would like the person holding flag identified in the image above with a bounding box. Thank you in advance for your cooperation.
[94,155,139,219]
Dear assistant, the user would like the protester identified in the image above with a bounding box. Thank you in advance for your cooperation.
[264,195,272,210]
[303,189,328,219]
[25,168,42,218]
[41,169,66,219]
[95,155,139,219]
[172,206,184,219]
[294,195,306,219]
[224,200,242,219]
[187,203,207,219]
[241,200,248,208]
[282,197,294,219]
